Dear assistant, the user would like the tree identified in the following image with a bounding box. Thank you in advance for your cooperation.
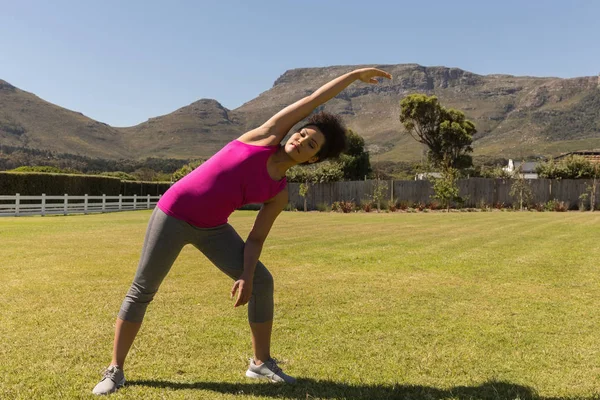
[10,166,77,174]
[399,94,475,169]
[509,162,533,211]
[339,129,372,181]
[479,165,512,179]
[591,163,599,211]
[430,163,461,212]
[100,171,137,180]
[537,155,595,179]
[172,160,204,182]
[299,181,310,211]
[579,163,599,211]
[370,178,388,212]
[286,161,344,183]
[133,167,158,182]
[287,129,371,183]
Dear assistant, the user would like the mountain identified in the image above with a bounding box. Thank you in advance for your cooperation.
[0,80,129,159]
[120,98,244,158]
[1,64,599,163]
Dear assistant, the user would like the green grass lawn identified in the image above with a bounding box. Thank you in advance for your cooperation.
[1,210,600,399]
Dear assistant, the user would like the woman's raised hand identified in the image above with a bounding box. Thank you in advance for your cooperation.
[355,68,392,84]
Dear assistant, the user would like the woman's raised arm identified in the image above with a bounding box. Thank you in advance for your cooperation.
[241,68,391,145]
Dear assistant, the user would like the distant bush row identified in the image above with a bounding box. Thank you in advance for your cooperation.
[0,144,186,181]
[284,198,598,213]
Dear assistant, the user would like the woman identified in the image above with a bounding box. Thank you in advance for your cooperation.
[93,67,392,395]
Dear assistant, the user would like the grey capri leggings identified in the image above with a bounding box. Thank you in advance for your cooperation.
[118,207,274,323]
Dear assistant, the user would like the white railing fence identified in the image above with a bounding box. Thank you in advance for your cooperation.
[0,194,162,217]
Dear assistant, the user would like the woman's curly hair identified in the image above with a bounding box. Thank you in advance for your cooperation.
[298,112,348,162]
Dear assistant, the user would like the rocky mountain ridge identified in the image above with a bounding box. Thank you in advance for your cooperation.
[1,64,599,163]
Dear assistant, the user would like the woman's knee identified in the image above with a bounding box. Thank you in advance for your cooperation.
[252,264,274,293]
[127,282,159,304]
[117,282,159,322]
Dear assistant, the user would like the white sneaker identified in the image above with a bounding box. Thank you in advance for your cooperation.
[245,358,296,384]
[92,365,125,395]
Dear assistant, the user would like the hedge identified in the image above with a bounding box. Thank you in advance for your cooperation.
[0,172,171,196]
[120,180,171,196]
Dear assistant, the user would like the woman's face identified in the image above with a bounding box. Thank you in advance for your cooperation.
[284,126,326,164]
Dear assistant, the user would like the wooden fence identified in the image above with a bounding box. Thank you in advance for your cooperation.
[1,178,598,217]
[0,194,161,217]
[287,178,599,210]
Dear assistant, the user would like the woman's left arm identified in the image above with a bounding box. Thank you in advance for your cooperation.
[239,68,392,146]
[231,188,289,307]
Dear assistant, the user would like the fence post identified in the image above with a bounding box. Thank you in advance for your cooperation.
[64,194,68,216]
[83,194,88,214]
[118,194,122,211]
[390,179,394,202]
[41,193,46,217]
[133,194,137,210]
[102,194,106,213]
[15,193,20,217]
[147,194,150,209]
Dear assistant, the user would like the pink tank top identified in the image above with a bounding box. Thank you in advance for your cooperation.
[157,140,287,228]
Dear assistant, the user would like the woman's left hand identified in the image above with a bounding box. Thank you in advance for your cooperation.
[231,276,253,307]
[355,68,392,84]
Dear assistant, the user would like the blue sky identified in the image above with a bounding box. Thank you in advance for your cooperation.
[1,0,598,127]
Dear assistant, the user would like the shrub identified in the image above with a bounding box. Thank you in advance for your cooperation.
[455,195,469,209]
[284,203,297,212]
[331,201,340,212]
[545,199,568,212]
[316,202,330,212]
[379,199,389,211]
[412,202,426,211]
[494,202,506,210]
[477,200,490,211]
[332,200,355,213]
[556,201,569,212]
[397,201,410,211]
[360,200,373,213]
[578,194,588,211]
[11,165,81,174]
[544,199,557,212]
[427,201,441,210]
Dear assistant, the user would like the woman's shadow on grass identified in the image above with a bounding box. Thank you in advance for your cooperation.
[127,378,579,400]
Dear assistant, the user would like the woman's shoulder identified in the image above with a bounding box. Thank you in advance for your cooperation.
[237,127,282,148]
